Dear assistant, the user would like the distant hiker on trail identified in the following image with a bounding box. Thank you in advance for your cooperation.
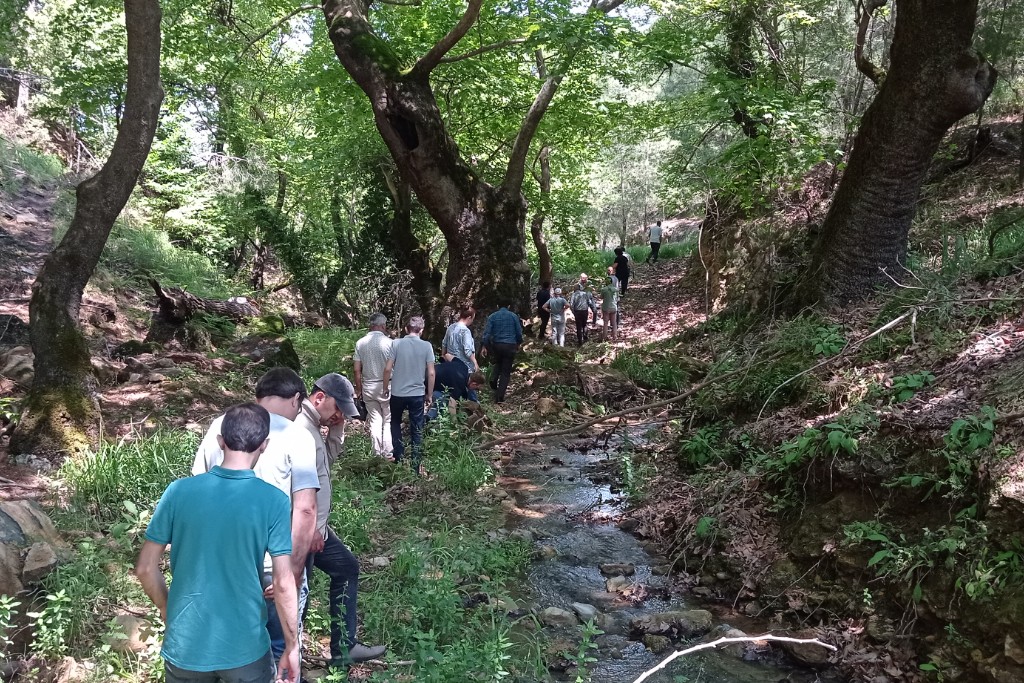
[606,266,619,292]
[613,247,630,296]
[600,276,619,341]
[480,302,523,404]
[543,287,568,347]
[569,284,594,346]
[578,273,599,325]
[535,281,551,340]
[192,368,318,667]
[646,220,663,264]
[353,313,393,458]
[139,403,300,683]
[384,316,435,474]
[427,360,486,420]
[295,374,386,668]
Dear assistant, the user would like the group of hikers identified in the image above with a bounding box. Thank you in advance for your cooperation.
[132,222,669,683]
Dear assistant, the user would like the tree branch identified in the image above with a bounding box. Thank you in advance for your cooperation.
[411,0,484,76]
[854,0,887,85]
[242,4,320,54]
[631,634,837,683]
[440,38,528,64]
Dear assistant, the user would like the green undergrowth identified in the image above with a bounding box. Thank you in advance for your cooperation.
[31,408,536,681]
[288,327,363,386]
[0,136,63,195]
[552,235,696,280]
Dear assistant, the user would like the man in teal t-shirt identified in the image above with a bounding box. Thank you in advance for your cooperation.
[136,403,299,683]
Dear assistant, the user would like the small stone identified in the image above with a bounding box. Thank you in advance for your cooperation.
[778,631,833,667]
[643,634,672,654]
[631,610,713,638]
[146,373,167,383]
[534,397,564,417]
[715,572,729,581]
[540,607,578,628]
[570,602,599,622]
[691,586,713,599]
[536,545,558,560]
[510,528,535,543]
[104,614,156,654]
[651,564,672,576]
[370,556,391,569]
[743,601,762,617]
[617,518,640,533]
[598,563,635,577]
[606,576,631,592]
[21,542,58,583]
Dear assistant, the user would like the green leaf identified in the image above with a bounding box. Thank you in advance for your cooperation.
[867,550,890,567]
[912,583,922,603]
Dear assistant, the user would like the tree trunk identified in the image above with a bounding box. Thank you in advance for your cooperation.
[381,166,444,337]
[803,0,996,303]
[530,146,554,285]
[10,0,163,456]
[144,279,259,346]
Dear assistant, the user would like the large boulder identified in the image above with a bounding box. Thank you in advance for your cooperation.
[230,334,301,373]
[576,366,636,406]
[0,345,33,386]
[0,501,65,594]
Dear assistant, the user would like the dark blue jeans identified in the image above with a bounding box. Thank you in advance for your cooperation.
[266,573,308,661]
[164,651,273,683]
[390,394,425,471]
[312,528,360,659]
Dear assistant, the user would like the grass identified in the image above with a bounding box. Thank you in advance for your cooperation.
[99,219,241,300]
[288,327,364,386]
[0,136,63,195]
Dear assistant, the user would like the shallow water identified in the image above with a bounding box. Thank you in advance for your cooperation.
[500,438,834,683]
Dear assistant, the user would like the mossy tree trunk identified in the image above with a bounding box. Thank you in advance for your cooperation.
[320,0,623,320]
[801,0,996,303]
[10,0,164,456]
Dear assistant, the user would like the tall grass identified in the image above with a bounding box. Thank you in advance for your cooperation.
[100,220,239,299]
[552,234,697,279]
[0,136,63,195]
[289,327,364,386]
[60,429,197,523]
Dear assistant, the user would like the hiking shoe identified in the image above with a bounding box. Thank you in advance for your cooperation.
[348,642,387,663]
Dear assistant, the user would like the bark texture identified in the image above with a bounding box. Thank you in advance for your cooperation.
[530,146,554,285]
[804,0,996,303]
[11,0,163,455]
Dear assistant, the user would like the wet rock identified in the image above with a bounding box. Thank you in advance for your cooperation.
[643,634,672,654]
[617,518,640,533]
[510,528,536,543]
[777,631,833,668]
[596,611,629,636]
[715,572,729,581]
[606,576,631,592]
[534,397,564,417]
[692,586,713,599]
[701,626,751,660]
[369,556,391,569]
[540,607,578,628]
[491,597,519,612]
[21,542,58,583]
[535,545,558,560]
[595,635,627,659]
[631,610,713,639]
[598,562,635,577]
[570,602,599,622]
[104,614,157,654]
[742,601,762,617]
[651,564,672,576]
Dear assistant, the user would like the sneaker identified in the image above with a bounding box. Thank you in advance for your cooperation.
[348,642,387,663]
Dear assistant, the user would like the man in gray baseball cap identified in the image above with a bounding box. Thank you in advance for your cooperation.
[313,373,361,421]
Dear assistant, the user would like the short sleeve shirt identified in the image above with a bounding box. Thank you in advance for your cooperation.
[353,331,393,383]
[649,224,663,242]
[600,284,618,312]
[547,296,568,317]
[146,468,291,672]
[390,335,435,397]
[295,400,333,536]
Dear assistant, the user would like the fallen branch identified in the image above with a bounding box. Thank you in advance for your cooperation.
[479,360,769,450]
[631,634,837,683]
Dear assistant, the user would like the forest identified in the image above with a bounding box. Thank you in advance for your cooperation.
[1,0,1024,680]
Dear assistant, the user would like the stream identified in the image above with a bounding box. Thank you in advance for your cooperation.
[500,434,835,683]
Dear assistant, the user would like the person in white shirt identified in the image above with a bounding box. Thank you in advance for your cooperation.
[353,312,393,458]
[646,220,663,264]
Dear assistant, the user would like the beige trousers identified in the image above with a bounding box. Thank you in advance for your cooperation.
[362,380,393,456]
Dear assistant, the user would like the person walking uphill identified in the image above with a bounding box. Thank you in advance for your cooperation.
[295,374,386,668]
[191,368,319,666]
[543,287,568,346]
[569,284,594,346]
[384,317,435,473]
[646,220,663,264]
[599,276,619,341]
[353,313,393,458]
[137,403,300,683]
[535,281,551,340]
[481,302,523,403]
[613,247,630,296]
[441,306,480,401]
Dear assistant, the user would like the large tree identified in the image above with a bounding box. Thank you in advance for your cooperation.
[803,0,997,302]
[11,0,163,455]
[320,0,625,319]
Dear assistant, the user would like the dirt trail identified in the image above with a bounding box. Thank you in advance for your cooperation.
[612,257,706,348]
[0,180,58,325]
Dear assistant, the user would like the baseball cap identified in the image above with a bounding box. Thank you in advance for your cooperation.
[314,373,360,419]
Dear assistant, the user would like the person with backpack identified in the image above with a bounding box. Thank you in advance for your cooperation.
[542,287,568,346]
[569,284,594,346]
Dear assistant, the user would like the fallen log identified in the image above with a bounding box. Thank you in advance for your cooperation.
[144,279,259,346]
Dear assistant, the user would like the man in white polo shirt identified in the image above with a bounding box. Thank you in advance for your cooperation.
[353,312,393,458]
[191,367,319,664]
[646,219,663,264]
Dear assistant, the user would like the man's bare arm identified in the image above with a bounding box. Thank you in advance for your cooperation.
[290,489,317,583]
[353,360,363,397]
[135,541,169,622]
[271,554,300,683]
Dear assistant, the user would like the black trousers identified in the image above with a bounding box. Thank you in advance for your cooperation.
[618,273,629,295]
[488,343,517,402]
[572,309,589,345]
[537,308,550,338]
[648,241,661,262]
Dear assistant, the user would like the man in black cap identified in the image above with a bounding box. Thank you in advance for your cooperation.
[297,373,387,668]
